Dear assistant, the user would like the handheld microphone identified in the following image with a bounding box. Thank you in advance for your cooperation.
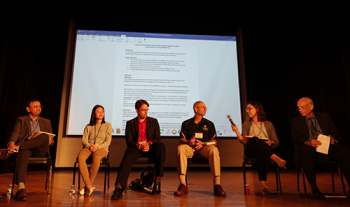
[227,115,235,125]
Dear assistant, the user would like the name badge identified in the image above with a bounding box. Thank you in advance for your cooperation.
[195,133,203,139]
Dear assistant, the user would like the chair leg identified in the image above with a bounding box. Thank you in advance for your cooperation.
[278,171,282,195]
[73,161,77,186]
[297,169,300,192]
[243,161,246,195]
[78,170,81,190]
[301,168,307,195]
[338,166,347,196]
[107,162,110,190]
[104,162,107,194]
[48,164,52,194]
[45,164,50,191]
[275,164,282,195]
[78,162,81,190]
[275,164,279,191]
[331,163,335,193]
[12,168,16,198]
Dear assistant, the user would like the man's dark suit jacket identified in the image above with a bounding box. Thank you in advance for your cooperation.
[8,116,52,147]
[291,112,341,147]
[125,116,161,148]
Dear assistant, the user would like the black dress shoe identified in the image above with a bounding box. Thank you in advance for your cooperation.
[214,185,226,196]
[16,189,27,201]
[312,189,325,199]
[151,178,161,195]
[111,185,123,200]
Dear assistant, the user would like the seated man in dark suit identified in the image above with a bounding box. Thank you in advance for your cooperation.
[111,99,166,200]
[0,98,53,201]
[291,97,350,199]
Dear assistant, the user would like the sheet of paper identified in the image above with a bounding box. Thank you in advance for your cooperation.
[245,136,269,144]
[245,136,269,140]
[31,131,56,140]
[316,134,330,154]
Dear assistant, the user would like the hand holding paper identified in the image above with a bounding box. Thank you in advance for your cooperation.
[308,139,322,148]
[330,135,336,145]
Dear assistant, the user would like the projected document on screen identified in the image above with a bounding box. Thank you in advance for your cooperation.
[67,30,242,137]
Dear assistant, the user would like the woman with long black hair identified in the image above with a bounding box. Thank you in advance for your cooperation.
[77,105,112,196]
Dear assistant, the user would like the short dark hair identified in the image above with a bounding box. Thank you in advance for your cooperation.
[135,99,149,110]
[89,105,106,126]
[26,98,40,107]
[248,101,267,122]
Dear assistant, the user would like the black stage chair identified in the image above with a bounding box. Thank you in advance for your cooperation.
[11,153,52,197]
[186,155,209,184]
[296,155,347,196]
[72,153,110,193]
[243,157,282,195]
[188,155,209,165]
[134,156,154,165]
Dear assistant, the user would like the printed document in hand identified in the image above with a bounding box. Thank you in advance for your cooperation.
[30,131,56,140]
[245,136,269,143]
[316,134,330,154]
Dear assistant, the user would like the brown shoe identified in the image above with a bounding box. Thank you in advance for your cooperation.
[214,185,226,196]
[174,184,188,196]
[16,189,27,201]
[0,149,9,160]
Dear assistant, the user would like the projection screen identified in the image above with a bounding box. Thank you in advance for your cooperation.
[67,30,242,137]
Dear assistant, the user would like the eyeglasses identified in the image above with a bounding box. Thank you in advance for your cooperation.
[297,103,310,111]
[246,107,254,112]
[139,109,149,112]
[30,105,43,109]
[196,106,208,110]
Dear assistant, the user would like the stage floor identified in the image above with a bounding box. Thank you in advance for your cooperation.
[0,168,349,206]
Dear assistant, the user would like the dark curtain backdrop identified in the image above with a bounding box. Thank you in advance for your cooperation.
[1,1,350,172]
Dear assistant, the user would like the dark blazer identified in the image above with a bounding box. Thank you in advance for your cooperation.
[125,116,161,148]
[291,112,341,147]
[8,116,52,147]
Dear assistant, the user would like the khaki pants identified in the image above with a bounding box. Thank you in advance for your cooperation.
[176,144,221,177]
[78,148,107,187]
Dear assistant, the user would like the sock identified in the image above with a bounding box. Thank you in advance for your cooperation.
[214,176,220,185]
[180,174,186,186]
[259,180,267,188]
[18,182,25,190]
[116,183,122,189]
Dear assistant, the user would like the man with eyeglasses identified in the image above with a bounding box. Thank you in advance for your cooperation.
[111,99,166,200]
[291,97,350,199]
[174,101,226,196]
[0,98,53,201]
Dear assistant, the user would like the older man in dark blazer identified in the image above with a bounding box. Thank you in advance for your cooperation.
[0,98,52,201]
[291,97,350,199]
[111,99,166,200]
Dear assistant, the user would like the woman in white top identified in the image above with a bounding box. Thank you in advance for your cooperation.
[77,105,112,196]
